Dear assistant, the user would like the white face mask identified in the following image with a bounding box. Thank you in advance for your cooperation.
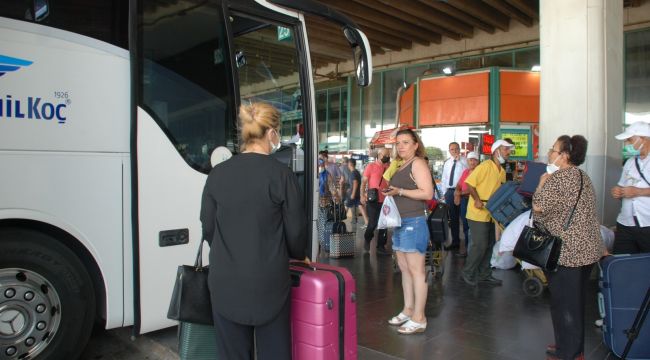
[496,152,506,164]
[546,156,560,174]
[269,130,281,153]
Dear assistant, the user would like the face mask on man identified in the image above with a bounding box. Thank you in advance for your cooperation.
[624,138,643,156]
[381,156,390,164]
[546,156,560,174]
[495,151,506,164]
[269,130,281,154]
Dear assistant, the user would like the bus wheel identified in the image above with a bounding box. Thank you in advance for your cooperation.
[0,228,95,360]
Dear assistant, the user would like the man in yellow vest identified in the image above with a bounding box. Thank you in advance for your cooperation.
[461,139,514,286]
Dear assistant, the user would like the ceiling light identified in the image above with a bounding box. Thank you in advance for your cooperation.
[442,66,454,76]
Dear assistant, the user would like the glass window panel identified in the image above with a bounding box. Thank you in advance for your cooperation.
[361,73,382,149]
[328,92,340,142]
[383,69,404,128]
[349,80,361,149]
[317,92,327,147]
[625,28,650,125]
[1,0,128,48]
[514,47,540,70]
[341,89,349,145]
[140,1,232,173]
[456,57,482,72]
[484,52,513,67]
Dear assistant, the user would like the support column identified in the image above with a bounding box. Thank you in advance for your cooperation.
[540,0,624,224]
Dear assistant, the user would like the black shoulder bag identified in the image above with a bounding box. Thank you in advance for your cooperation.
[367,176,383,203]
[167,237,213,325]
[514,170,584,272]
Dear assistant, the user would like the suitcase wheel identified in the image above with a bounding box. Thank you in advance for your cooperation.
[522,276,544,297]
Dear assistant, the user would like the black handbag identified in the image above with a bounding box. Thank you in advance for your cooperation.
[513,218,563,271]
[367,188,379,202]
[167,238,213,325]
[367,176,384,203]
[513,170,583,272]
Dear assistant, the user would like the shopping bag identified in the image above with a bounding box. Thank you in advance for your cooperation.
[177,322,218,360]
[167,238,213,325]
[377,196,401,229]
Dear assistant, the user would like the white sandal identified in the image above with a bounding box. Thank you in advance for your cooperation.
[397,320,427,334]
[387,312,410,326]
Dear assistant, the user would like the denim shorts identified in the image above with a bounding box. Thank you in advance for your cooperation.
[392,216,429,255]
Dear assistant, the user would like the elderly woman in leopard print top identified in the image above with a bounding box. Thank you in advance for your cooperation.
[532,135,605,360]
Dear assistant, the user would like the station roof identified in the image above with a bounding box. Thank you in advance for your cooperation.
[306,0,644,69]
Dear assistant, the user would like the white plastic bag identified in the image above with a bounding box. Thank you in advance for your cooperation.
[377,196,401,229]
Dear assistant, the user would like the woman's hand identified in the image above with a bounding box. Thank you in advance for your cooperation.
[383,186,400,197]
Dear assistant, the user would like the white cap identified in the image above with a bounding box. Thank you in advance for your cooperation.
[210,146,232,167]
[491,139,515,154]
[615,122,650,140]
[467,151,479,160]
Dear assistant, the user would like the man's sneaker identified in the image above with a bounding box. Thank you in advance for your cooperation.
[478,276,503,286]
[461,273,477,286]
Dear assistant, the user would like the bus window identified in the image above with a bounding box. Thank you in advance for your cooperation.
[231,14,305,179]
[0,0,127,49]
[140,1,235,174]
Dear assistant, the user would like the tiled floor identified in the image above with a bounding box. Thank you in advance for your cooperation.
[319,222,616,360]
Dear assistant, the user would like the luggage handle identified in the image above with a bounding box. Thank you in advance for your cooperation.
[598,292,606,318]
[290,260,317,272]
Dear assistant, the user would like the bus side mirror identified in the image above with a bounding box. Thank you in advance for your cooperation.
[343,27,372,87]
[33,0,49,22]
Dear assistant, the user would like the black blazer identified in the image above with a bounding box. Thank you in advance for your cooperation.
[200,152,307,325]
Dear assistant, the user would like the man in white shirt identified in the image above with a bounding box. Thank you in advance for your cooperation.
[441,142,468,250]
[611,121,650,254]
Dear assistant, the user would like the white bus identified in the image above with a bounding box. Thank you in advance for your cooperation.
[0,0,371,358]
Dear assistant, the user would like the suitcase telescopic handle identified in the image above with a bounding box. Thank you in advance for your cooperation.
[290,260,316,271]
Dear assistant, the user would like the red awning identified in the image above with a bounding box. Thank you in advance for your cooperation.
[369,126,414,145]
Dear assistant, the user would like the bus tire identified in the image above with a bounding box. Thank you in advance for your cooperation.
[0,228,96,360]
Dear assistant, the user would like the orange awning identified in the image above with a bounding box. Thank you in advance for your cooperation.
[418,71,489,126]
[500,70,540,123]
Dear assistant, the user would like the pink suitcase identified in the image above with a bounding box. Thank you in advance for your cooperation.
[290,262,357,360]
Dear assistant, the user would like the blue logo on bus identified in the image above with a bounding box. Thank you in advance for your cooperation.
[1,54,68,124]
[0,55,33,77]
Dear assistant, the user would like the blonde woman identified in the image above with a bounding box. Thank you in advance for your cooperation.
[383,129,434,334]
[200,102,307,359]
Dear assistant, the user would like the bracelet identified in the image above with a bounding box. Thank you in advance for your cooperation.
[398,188,403,196]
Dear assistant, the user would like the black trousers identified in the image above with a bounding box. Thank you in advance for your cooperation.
[364,200,388,249]
[547,264,594,360]
[613,222,650,254]
[212,295,291,360]
[445,189,461,246]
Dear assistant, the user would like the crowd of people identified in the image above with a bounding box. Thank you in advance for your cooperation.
[198,102,649,359]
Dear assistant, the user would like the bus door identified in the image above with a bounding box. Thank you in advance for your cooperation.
[136,0,236,333]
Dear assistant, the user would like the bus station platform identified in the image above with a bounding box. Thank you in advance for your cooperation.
[320,222,611,360]
[83,223,613,360]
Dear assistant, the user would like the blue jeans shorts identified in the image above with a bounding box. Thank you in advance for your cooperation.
[392,216,429,255]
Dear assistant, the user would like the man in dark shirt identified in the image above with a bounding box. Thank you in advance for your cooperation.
[346,158,361,224]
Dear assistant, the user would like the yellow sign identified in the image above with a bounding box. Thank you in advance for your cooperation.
[501,132,528,157]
